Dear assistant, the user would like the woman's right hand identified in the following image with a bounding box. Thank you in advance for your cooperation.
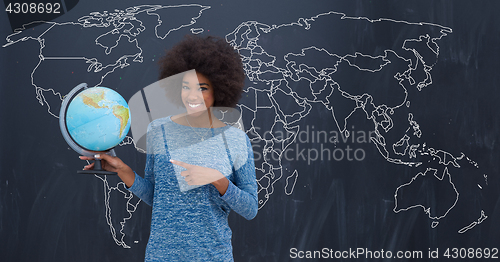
[79,154,135,187]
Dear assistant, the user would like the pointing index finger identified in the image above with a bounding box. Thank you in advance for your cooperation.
[170,159,191,169]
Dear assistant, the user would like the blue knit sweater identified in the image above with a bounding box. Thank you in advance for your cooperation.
[128,116,258,261]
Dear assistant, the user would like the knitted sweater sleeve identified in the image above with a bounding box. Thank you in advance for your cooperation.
[220,136,258,220]
[127,124,157,206]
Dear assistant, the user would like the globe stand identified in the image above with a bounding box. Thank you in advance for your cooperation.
[77,158,117,175]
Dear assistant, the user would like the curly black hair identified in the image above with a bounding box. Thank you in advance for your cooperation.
[158,35,245,108]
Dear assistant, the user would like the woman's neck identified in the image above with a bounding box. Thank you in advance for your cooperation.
[184,109,213,128]
[172,108,226,128]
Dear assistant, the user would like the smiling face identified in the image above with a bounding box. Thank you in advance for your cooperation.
[181,71,215,115]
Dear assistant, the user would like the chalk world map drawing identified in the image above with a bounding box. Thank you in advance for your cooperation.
[3,3,489,249]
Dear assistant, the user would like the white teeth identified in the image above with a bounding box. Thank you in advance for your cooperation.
[188,103,202,108]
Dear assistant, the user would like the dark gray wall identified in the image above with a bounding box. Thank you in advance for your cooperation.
[1,1,499,261]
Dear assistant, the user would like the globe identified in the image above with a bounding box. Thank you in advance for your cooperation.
[66,87,131,151]
[59,83,131,175]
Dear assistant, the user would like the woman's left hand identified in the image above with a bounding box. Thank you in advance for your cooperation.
[170,159,225,186]
[170,159,229,195]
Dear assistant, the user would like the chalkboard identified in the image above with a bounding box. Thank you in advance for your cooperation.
[1,0,499,261]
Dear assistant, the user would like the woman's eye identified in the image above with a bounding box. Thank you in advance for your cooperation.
[182,85,189,90]
[200,87,208,91]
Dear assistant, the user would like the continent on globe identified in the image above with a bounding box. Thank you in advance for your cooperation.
[66,87,131,151]
[112,105,130,138]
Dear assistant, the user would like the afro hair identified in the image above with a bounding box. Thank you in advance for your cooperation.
[158,35,245,108]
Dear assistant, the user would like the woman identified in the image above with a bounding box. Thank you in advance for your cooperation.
[81,35,258,261]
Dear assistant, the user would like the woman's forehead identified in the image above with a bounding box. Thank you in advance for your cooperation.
[182,70,211,85]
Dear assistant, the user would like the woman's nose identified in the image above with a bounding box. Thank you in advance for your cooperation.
[187,89,202,101]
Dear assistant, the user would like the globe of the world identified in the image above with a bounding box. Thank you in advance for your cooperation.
[65,86,131,151]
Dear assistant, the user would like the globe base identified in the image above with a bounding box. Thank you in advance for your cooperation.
[77,169,118,175]
[77,159,117,175]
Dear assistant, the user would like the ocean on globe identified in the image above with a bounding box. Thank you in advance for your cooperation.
[66,87,131,151]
